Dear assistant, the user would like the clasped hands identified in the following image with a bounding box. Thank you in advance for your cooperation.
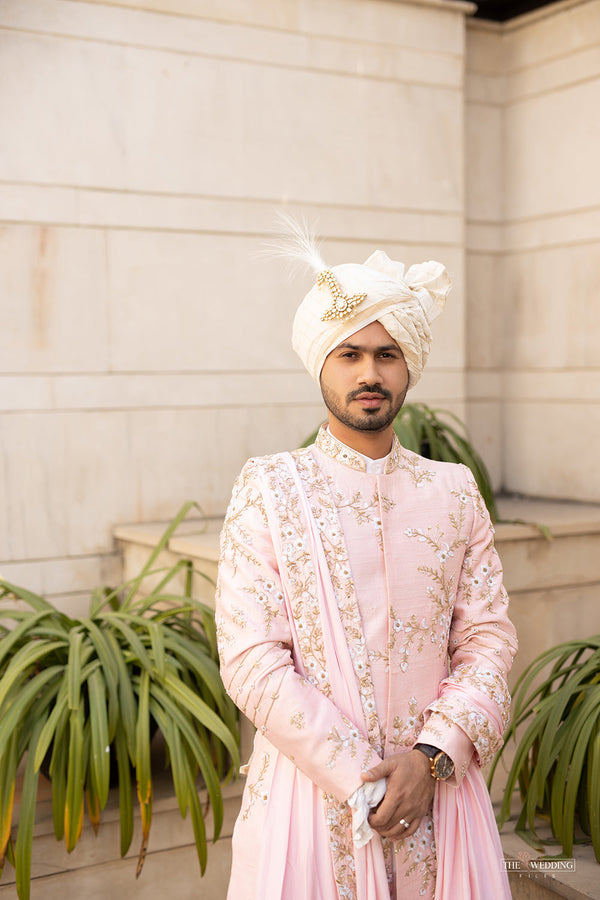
[361,749,435,841]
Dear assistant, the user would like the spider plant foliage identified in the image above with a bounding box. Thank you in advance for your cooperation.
[0,502,240,900]
[489,636,600,862]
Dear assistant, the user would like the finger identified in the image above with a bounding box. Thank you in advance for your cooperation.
[401,818,421,840]
[368,794,404,828]
[370,804,415,834]
[361,760,392,781]
[382,816,421,842]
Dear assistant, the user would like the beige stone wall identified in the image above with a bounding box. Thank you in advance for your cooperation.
[0,0,472,606]
[466,0,600,499]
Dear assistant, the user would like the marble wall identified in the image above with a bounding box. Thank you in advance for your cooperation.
[3,0,598,606]
[0,0,471,605]
[466,0,600,499]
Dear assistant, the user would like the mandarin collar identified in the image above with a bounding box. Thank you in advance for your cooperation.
[314,425,403,474]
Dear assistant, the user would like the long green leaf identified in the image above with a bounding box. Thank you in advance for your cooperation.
[122,501,202,609]
[162,633,232,718]
[163,670,239,769]
[533,678,592,799]
[0,612,62,670]
[51,749,67,842]
[588,724,600,862]
[0,640,65,710]
[148,620,166,681]
[87,667,110,809]
[34,681,69,772]
[64,707,85,852]
[551,689,600,854]
[67,629,85,711]
[114,722,134,857]
[0,667,63,761]
[104,631,138,760]
[81,618,119,740]
[184,749,208,874]
[149,702,189,818]
[143,558,191,601]
[135,669,152,806]
[149,687,224,840]
[85,780,100,835]
[14,717,45,900]
[0,730,18,868]
[0,580,54,613]
[101,616,154,675]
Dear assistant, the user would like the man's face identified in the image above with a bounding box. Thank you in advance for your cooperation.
[319,321,409,435]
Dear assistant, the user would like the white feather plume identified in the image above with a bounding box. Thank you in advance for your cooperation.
[264,211,328,275]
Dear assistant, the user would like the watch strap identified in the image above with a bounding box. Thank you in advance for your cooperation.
[414,743,454,781]
[414,743,440,759]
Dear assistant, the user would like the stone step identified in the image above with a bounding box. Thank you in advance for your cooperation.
[501,820,600,900]
[0,771,242,900]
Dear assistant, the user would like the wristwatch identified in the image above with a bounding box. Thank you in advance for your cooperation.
[414,743,455,781]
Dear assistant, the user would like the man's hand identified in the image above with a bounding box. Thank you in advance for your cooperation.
[361,750,435,841]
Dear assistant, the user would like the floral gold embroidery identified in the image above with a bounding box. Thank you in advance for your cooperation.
[243,576,284,635]
[326,719,363,769]
[333,488,395,551]
[219,461,269,573]
[242,752,270,820]
[403,494,469,658]
[390,696,424,750]
[314,425,404,474]
[324,795,357,900]
[293,450,382,750]
[398,454,436,487]
[399,814,436,897]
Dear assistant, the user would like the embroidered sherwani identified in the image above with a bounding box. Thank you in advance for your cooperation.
[216,428,517,900]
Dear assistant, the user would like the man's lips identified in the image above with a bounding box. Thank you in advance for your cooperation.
[354,393,386,408]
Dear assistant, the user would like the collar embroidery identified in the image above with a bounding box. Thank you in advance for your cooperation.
[314,426,402,474]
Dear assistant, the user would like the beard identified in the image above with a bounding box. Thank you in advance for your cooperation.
[320,382,408,434]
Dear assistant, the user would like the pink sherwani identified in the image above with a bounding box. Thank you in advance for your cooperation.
[216,427,517,899]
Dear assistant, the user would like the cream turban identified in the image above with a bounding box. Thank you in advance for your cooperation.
[292,251,451,388]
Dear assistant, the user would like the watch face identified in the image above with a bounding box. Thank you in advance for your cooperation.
[434,753,454,780]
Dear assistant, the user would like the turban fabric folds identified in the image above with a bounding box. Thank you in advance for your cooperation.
[291,249,451,389]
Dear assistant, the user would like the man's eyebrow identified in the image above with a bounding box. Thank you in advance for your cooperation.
[335,341,401,352]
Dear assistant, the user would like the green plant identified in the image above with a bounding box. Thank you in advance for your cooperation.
[489,636,600,861]
[0,503,240,900]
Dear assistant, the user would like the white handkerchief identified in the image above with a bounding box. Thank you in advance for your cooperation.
[347,778,387,848]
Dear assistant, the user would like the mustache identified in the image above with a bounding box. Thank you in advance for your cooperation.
[347,385,392,401]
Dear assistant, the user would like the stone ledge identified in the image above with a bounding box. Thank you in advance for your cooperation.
[114,497,600,555]
[500,819,600,900]
[495,497,600,542]
[114,516,223,559]
[114,497,600,585]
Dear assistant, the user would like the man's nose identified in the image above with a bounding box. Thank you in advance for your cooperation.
[357,355,380,384]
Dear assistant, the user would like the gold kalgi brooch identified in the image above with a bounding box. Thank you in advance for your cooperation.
[318,270,367,322]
